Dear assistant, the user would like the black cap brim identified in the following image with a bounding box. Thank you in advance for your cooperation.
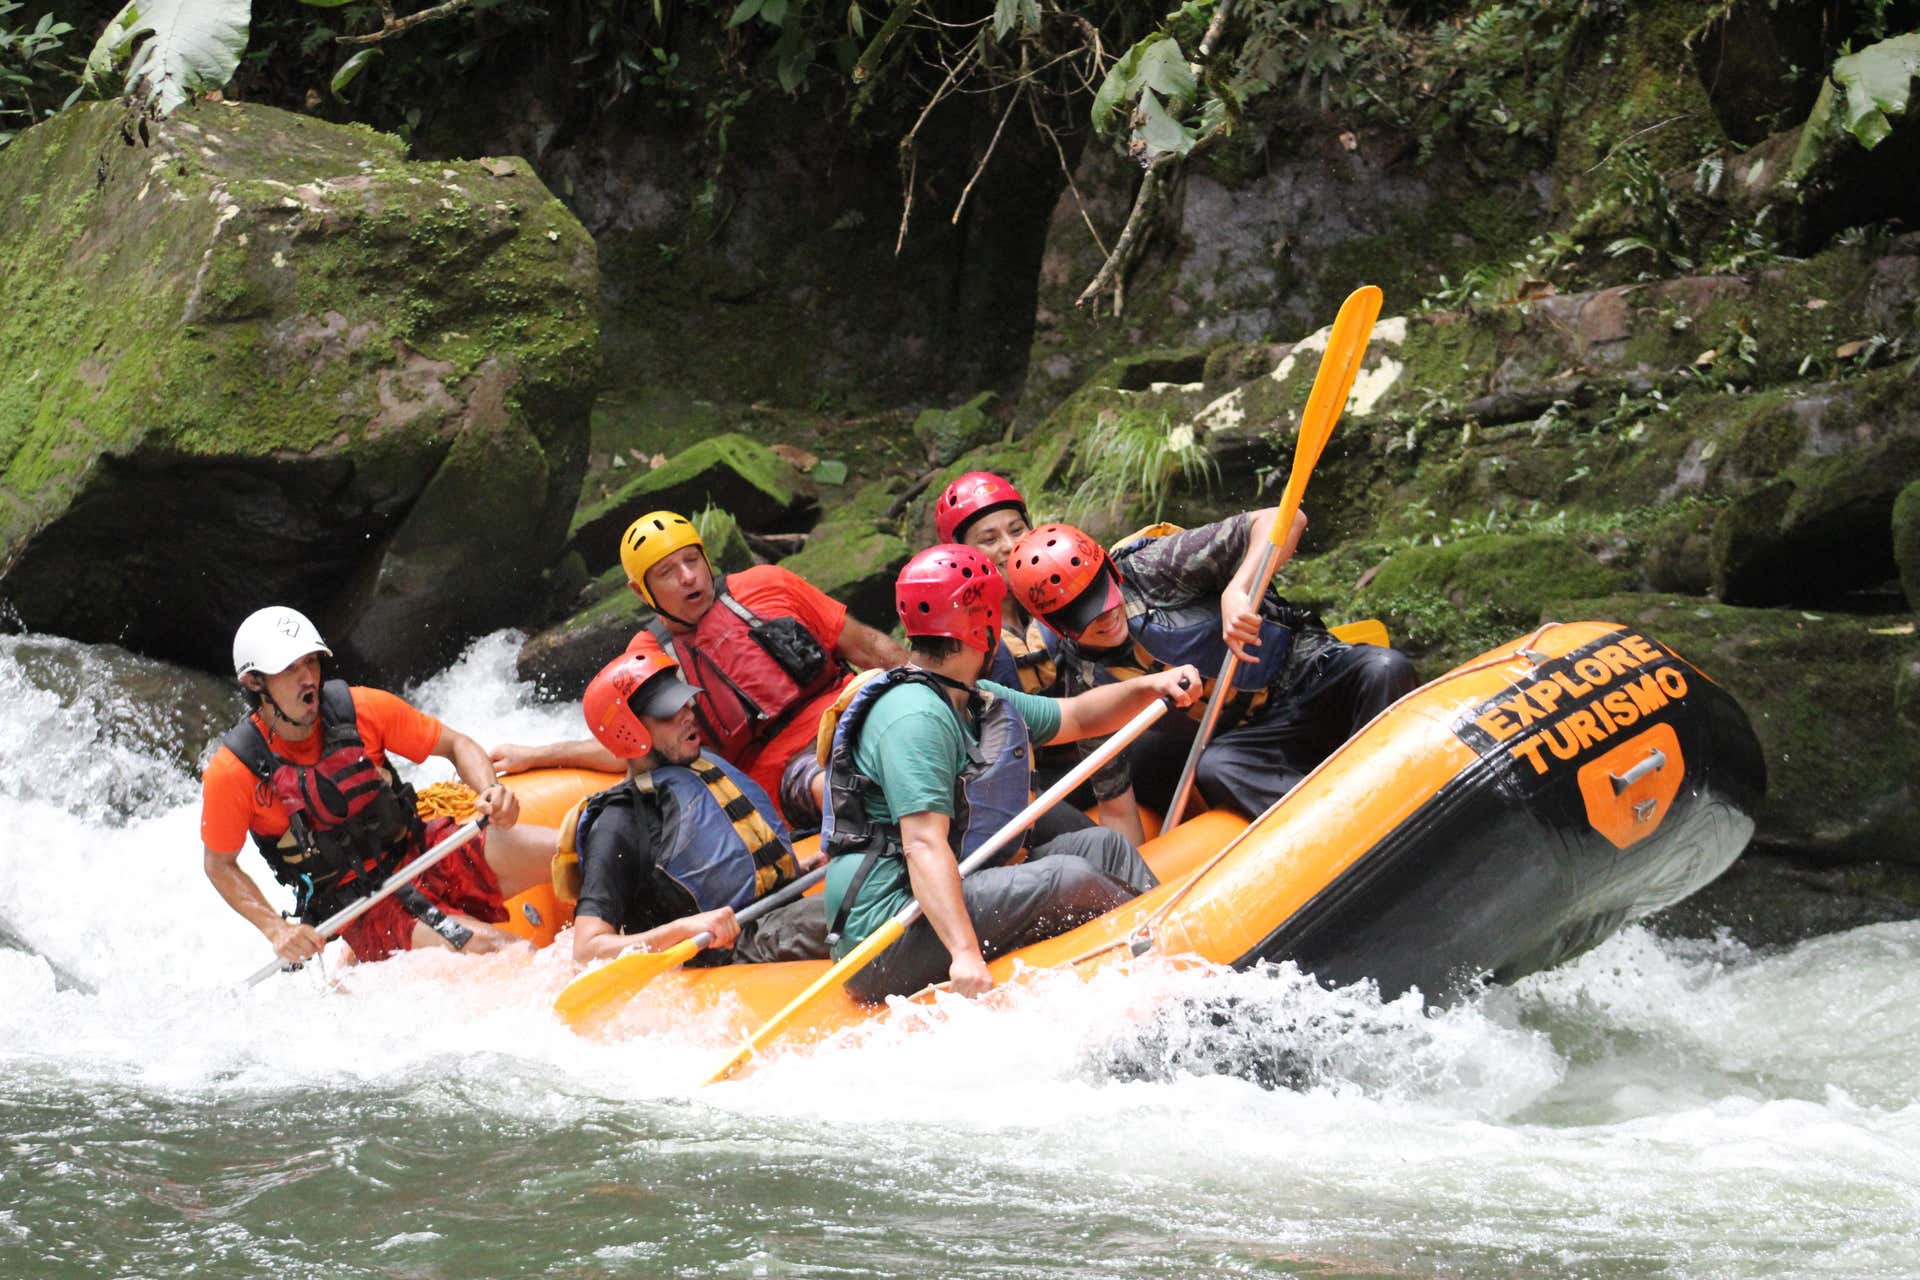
[631,673,702,720]
[1044,565,1124,636]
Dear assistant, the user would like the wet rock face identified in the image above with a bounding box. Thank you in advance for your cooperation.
[0,102,598,682]
[441,67,1068,412]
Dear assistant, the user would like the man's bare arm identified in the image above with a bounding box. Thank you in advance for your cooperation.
[837,618,908,670]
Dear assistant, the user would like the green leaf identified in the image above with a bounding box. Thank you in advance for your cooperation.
[991,0,1018,40]
[1136,88,1195,157]
[83,0,250,116]
[1090,35,1197,135]
[728,0,764,27]
[760,0,788,26]
[82,1,142,89]
[330,46,377,99]
[1831,32,1920,150]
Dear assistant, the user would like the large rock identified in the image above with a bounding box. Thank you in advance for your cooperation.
[1708,376,1920,607]
[1895,479,1920,610]
[0,102,598,680]
[911,392,1000,466]
[1561,594,1918,867]
[566,433,808,574]
[777,521,912,634]
[514,575,649,700]
[1340,534,1625,669]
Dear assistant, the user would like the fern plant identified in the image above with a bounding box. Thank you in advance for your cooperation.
[1066,409,1218,527]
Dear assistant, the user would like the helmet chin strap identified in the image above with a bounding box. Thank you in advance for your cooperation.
[257,679,319,733]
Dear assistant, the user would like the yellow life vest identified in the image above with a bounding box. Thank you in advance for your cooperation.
[1000,611,1060,695]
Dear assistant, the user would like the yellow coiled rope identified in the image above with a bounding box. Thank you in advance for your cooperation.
[415,781,479,822]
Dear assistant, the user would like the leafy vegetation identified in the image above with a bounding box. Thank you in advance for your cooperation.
[1064,407,1217,526]
[84,0,252,116]
[0,1,78,148]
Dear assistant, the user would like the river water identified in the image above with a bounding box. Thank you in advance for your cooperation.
[2,632,1916,1279]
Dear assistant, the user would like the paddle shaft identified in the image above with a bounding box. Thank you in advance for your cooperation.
[242,815,488,988]
[707,691,1177,1083]
[1163,285,1382,828]
[1162,539,1280,828]
[680,862,828,952]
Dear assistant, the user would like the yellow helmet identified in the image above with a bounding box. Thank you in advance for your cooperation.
[620,511,704,606]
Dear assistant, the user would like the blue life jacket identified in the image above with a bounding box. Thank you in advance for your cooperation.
[573,753,798,917]
[1070,527,1322,731]
[821,667,1032,943]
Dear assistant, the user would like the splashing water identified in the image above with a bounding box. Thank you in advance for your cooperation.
[2,632,1917,1278]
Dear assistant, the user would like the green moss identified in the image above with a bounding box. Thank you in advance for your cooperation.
[911,391,1000,466]
[570,432,799,537]
[1895,480,1920,611]
[1352,533,1626,669]
[1554,1,1729,214]
[778,521,911,628]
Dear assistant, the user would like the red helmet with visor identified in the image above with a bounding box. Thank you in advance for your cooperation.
[581,651,702,760]
[1007,523,1124,637]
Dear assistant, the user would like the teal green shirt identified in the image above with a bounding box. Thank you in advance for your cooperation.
[823,677,1060,957]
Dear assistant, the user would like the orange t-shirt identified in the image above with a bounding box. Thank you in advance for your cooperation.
[200,686,444,854]
[627,563,851,803]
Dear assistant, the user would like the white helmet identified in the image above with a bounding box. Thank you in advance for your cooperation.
[233,606,333,678]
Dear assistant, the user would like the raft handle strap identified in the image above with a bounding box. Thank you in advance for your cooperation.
[1609,748,1667,795]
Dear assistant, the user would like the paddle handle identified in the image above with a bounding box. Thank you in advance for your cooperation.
[707,692,1178,1084]
[682,863,828,951]
[242,815,488,988]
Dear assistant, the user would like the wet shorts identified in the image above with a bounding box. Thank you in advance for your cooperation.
[340,818,506,963]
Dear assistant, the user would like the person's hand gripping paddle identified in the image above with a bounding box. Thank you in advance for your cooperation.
[240,816,489,988]
[552,864,828,1030]
[706,683,1187,1084]
[1163,284,1384,829]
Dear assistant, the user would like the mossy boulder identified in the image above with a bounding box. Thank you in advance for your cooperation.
[1892,479,1920,611]
[514,574,649,699]
[1348,533,1625,670]
[567,432,808,573]
[1709,378,1920,607]
[1561,594,1918,866]
[777,522,911,632]
[911,392,1000,466]
[0,101,598,679]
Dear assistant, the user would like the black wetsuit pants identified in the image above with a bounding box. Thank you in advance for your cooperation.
[1128,640,1419,819]
[846,824,1156,1002]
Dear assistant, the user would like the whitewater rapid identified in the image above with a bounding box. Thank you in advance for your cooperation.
[3,632,1917,1278]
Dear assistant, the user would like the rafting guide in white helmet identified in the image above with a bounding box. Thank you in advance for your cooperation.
[202,606,559,972]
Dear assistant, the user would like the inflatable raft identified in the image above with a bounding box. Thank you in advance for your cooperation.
[496,620,1764,1046]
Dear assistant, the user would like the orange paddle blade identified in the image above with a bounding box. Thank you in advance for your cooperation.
[1330,618,1390,648]
[707,915,908,1084]
[1272,284,1384,546]
[553,936,703,1030]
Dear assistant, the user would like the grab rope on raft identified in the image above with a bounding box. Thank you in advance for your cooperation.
[415,781,480,822]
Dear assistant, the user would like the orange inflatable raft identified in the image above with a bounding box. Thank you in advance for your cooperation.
[494,620,1764,1047]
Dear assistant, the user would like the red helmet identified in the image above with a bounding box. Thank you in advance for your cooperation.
[1007,523,1123,636]
[895,544,1006,654]
[934,471,1028,544]
[582,651,700,759]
